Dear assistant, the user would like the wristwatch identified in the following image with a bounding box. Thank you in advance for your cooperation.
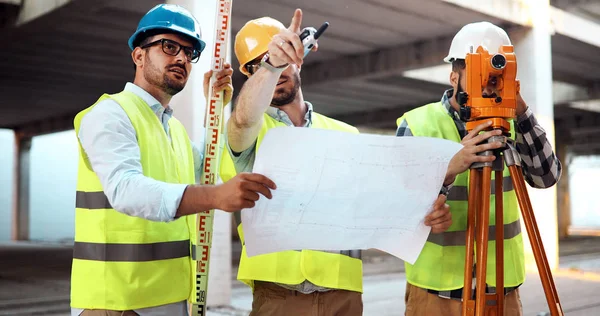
[260,53,288,73]
[439,184,451,197]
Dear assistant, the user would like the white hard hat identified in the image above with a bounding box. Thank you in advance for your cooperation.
[443,21,511,63]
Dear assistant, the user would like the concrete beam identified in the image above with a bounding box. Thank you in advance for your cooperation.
[553,81,600,105]
[443,0,600,50]
[551,0,594,8]
[555,107,600,131]
[16,0,71,26]
[11,133,31,241]
[8,113,76,138]
[566,118,600,152]
[551,70,597,87]
[568,142,600,154]
[570,126,600,138]
[442,0,533,26]
[550,6,600,48]
[569,99,600,113]
[301,34,453,87]
[0,0,21,5]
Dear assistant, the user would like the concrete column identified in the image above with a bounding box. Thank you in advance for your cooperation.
[555,131,571,239]
[512,0,559,271]
[167,0,232,306]
[11,133,31,241]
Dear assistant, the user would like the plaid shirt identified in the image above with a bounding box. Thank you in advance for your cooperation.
[396,89,562,300]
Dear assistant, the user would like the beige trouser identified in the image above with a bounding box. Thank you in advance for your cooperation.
[250,281,363,316]
[404,283,523,316]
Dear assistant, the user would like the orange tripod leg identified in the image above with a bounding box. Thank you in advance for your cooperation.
[482,170,504,316]
[463,169,480,316]
[508,165,564,316]
[475,166,492,316]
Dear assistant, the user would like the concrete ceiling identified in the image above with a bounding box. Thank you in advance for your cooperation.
[0,0,162,134]
[552,0,600,22]
[229,0,517,127]
[0,0,599,150]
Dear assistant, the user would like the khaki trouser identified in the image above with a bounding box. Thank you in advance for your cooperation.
[250,281,363,316]
[81,310,139,316]
[404,283,523,316]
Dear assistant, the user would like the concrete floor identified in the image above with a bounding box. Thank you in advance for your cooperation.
[1,236,599,315]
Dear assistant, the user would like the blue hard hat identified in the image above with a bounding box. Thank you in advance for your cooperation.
[128,4,206,53]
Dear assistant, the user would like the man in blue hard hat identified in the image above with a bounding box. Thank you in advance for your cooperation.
[70,4,276,315]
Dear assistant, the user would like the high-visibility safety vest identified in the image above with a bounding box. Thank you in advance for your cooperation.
[398,102,525,291]
[71,91,195,310]
[220,113,364,293]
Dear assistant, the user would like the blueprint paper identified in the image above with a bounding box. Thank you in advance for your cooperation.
[241,127,463,264]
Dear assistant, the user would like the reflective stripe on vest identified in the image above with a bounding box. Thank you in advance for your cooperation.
[71,91,195,310]
[76,191,111,209]
[74,240,190,262]
[427,220,521,246]
[399,102,525,291]
[226,112,364,293]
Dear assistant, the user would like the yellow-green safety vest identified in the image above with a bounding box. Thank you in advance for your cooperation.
[398,102,525,291]
[220,113,364,293]
[71,91,196,310]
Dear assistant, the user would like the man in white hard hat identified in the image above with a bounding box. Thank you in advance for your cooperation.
[395,21,562,316]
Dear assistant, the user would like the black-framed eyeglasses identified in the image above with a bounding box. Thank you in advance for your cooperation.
[141,38,201,63]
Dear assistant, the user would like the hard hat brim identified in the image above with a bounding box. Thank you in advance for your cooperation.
[128,25,206,53]
[443,56,454,63]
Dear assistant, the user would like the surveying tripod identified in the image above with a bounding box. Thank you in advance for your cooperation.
[460,118,563,316]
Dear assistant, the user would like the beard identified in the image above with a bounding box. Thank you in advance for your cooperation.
[271,71,301,107]
[143,54,187,96]
[455,72,465,104]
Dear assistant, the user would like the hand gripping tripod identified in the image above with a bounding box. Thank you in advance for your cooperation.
[458,45,563,316]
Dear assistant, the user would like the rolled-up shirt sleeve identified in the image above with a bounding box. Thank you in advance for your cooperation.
[78,100,188,222]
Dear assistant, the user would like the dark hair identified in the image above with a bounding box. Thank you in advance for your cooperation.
[131,29,195,71]
[132,36,152,71]
[452,59,466,72]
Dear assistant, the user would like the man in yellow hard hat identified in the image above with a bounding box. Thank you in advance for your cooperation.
[221,9,453,315]
[396,21,562,316]
[70,4,275,315]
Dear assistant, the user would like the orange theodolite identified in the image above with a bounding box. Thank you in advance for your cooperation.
[457,45,563,316]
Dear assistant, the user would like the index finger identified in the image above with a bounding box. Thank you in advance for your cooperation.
[471,129,502,145]
[243,173,277,190]
[288,8,302,33]
[216,67,233,80]
[464,120,492,141]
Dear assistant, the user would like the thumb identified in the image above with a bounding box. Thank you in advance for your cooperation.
[432,194,446,210]
[288,8,302,33]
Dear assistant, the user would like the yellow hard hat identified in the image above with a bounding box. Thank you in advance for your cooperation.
[235,17,285,76]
